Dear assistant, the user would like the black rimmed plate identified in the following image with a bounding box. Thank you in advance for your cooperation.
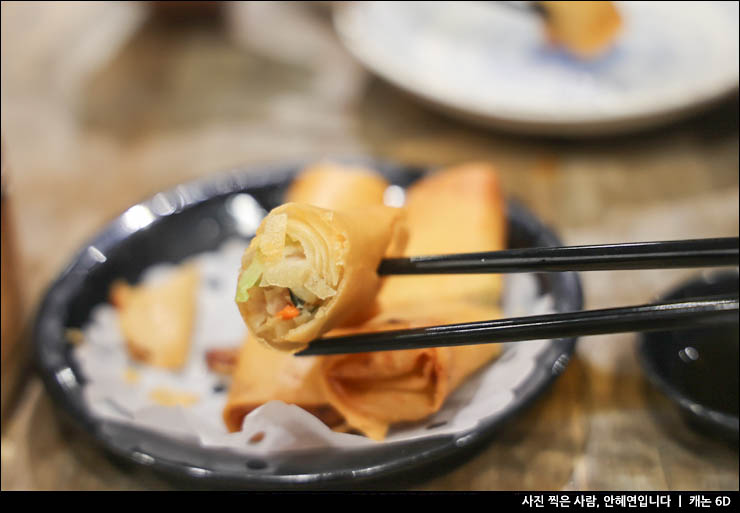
[33,160,583,489]
[637,270,739,445]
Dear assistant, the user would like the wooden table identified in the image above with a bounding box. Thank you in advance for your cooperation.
[1,2,737,491]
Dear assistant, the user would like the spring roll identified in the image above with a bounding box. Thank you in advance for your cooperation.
[222,335,344,432]
[224,163,394,432]
[319,163,507,440]
[235,202,407,352]
[540,1,622,59]
[110,264,199,370]
[227,162,508,440]
[285,162,391,210]
[320,305,504,440]
[378,162,507,310]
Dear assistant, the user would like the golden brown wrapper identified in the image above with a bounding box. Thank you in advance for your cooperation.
[378,162,507,310]
[285,162,390,210]
[225,161,507,440]
[540,1,622,59]
[225,163,394,433]
[222,335,343,432]
[318,162,507,440]
[236,202,407,352]
[111,264,199,370]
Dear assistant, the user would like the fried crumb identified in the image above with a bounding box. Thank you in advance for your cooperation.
[123,367,140,384]
[149,386,199,407]
[248,431,265,444]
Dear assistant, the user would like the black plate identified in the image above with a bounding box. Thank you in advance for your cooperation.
[637,270,739,444]
[33,160,583,489]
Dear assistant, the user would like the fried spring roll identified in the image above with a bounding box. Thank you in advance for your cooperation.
[540,1,622,59]
[285,162,390,210]
[222,335,344,432]
[224,163,394,432]
[318,163,507,440]
[378,162,507,310]
[235,203,407,353]
[320,305,504,440]
[226,162,508,440]
[111,264,199,370]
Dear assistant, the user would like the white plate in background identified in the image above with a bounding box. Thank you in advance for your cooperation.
[334,1,739,136]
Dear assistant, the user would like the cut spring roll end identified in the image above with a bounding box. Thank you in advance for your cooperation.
[235,202,407,353]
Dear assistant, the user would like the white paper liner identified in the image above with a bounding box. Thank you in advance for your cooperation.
[74,240,555,455]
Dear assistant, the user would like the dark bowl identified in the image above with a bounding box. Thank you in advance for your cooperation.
[637,270,739,445]
[32,160,583,489]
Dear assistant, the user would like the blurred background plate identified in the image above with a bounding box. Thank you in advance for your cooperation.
[334,1,739,136]
[33,161,582,489]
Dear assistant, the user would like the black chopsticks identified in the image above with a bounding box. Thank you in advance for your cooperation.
[295,238,738,356]
[377,238,738,275]
[296,295,739,356]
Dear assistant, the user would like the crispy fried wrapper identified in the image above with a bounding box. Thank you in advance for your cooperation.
[225,164,395,432]
[222,335,345,432]
[318,163,507,439]
[540,1,622,59]
[235,202,408,352]
[110,264,199,370]
[377,162,506,310]
[285,161,391,210]
[226,162,507,440]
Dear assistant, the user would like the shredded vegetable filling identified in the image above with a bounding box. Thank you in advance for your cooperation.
[237,229,339,340]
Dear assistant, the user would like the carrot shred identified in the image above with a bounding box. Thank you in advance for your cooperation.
[276,304,301,320]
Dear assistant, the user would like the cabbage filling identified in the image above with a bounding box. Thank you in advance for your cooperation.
[236,218,340,341]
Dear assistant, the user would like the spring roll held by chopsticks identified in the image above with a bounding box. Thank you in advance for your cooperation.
[235,203,407,353]
[226,162,508,440]
[224,164,395,432]
[319,163,508,440]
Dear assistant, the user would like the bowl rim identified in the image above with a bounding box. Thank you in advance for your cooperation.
[32,160,584,488]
